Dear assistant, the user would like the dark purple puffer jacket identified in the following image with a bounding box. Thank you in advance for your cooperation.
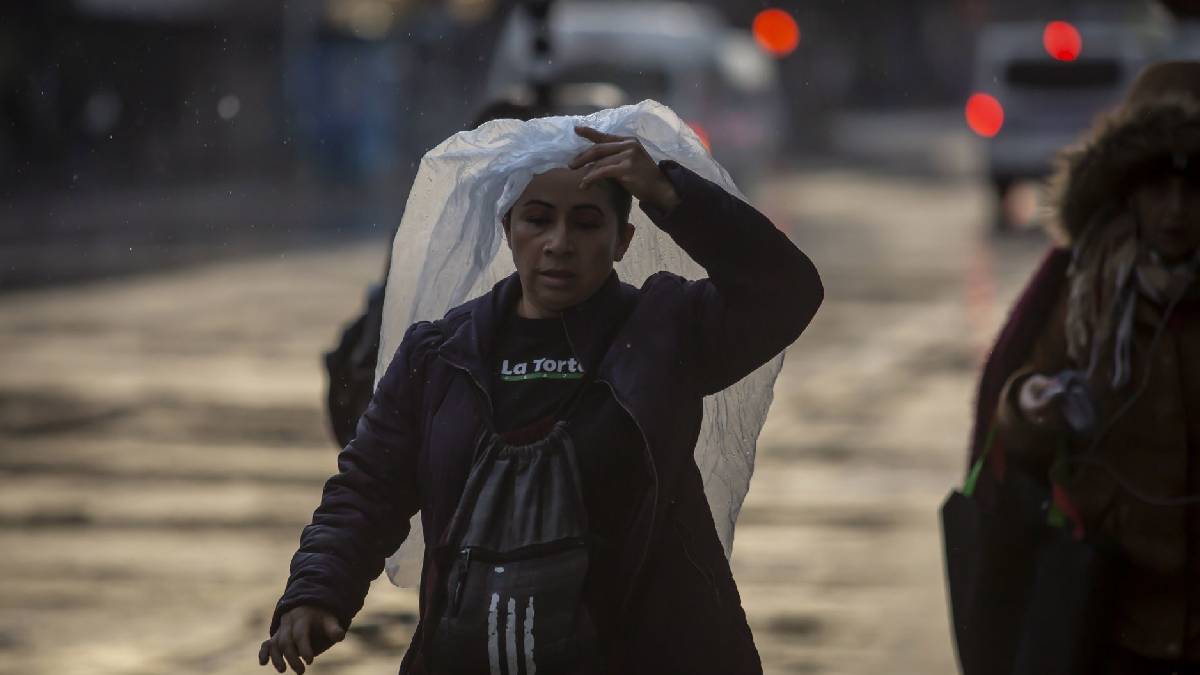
[270,161,823,674]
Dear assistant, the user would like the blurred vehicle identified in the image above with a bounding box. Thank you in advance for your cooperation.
[969,6,1169,229]
[484,0,785,189]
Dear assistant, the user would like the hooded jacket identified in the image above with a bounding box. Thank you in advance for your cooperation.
[270,161,823,674]
[976,61,1200,662]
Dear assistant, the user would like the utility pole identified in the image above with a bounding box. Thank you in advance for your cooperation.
[520,0,555,109]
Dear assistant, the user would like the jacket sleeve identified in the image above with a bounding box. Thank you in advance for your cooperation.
[993,290,1072,474]
[641,160,823,396]
[269,321,434,635]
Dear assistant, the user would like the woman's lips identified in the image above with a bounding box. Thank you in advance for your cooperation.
[538,270,576,288]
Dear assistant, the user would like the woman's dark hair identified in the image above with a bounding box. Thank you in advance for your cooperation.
[600,178,634,224]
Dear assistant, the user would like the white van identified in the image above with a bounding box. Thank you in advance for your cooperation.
[970,7,1169,229]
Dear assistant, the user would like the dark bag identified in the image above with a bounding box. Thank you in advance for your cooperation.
[941,429,1115,675]
[323,283,385,447]
[431,422,600,675]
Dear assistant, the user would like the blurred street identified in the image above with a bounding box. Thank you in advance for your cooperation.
[0,125,1052,674]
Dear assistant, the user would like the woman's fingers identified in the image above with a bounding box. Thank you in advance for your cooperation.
[1021,375,1047,403]
[574,125,624,144]
[259,608,344,672]
[569,125,639,168]
[1029,375,1063,405]
[1019,374,1064,424]
[569,124,676,209]
[579,152,634,189]
[264,615,290,672]
[282,635,307,675]
[322,615,347,644]
[569,138,639,170]
[267,636,286,673]
[292,615,315,665]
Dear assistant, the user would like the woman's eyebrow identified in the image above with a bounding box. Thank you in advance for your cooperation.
[569,203,606,217]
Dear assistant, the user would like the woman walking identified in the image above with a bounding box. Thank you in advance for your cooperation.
[259,101,823,674]
[972,61,1200,674]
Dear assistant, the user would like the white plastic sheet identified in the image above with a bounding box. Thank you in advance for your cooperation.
[379,100,783,587]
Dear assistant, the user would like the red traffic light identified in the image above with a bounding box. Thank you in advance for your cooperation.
[965,93,1004,138]
[1043,21,1082,62]
[752,9,800,57]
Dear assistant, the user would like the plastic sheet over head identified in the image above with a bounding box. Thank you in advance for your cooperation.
[379,100,784,587]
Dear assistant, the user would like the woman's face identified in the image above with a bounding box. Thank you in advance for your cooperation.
[1132,167,1200,263]
[505,167,635,318]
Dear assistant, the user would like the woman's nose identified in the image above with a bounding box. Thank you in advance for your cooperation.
[543,220,574,255]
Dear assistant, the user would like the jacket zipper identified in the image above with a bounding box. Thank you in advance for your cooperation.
[597,377,658,616]
[556,314,662,619]
[464,537,588,562]
[556,315,660,619]
[433,353,494,628]
[437,354,495,428]
[449,546,472,615]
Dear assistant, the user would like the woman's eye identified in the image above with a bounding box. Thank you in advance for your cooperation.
[573,219,603,229]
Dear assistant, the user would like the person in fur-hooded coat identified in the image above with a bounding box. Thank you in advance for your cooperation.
[971,61,1200,671]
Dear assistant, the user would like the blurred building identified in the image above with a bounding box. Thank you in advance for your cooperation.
[0,0,521,191]
[1,1,292,190]
[4,0,1188,288]
[0,0,515,288]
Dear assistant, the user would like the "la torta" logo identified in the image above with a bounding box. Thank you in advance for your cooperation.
[499,357,585,381]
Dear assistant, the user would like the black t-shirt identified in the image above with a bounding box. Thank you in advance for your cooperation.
[488,314,644,500]
[489,313,648,646]
[490,315,586,435]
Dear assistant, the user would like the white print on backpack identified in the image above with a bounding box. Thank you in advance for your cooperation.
[488,593,501,675]
[506,597,518,675]
[486,592,537,675]
[524,597,537,675]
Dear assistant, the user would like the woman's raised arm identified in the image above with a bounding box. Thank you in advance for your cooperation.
[643,161,823,395]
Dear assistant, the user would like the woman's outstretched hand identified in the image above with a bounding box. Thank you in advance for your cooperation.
[570,126,681,213]
[258,605,346,674]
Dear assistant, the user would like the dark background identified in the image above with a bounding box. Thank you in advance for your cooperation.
[7,0,1171,290]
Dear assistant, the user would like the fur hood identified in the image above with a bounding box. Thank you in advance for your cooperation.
[1047,60,1200,246]
[1047,93,1200,245]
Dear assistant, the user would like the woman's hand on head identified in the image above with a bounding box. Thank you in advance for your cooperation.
[258,606,346,674]
[570,126,681,213]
